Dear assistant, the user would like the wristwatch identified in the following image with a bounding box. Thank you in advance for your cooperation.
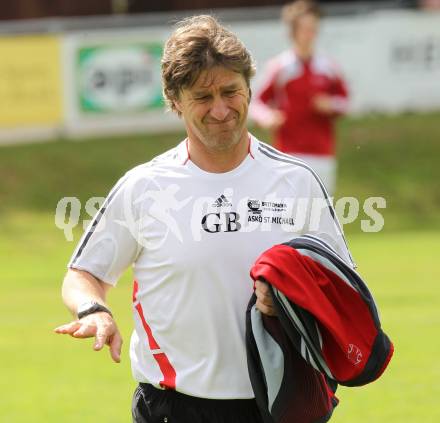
[77,301,113,320]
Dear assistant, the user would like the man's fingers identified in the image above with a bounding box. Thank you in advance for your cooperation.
[109,332,123,363]
[255,280,272,306]
[55,320,98,338]
[94,326,110,351]
[72,323,96,338]
[55,314,121,363]
[255,279,277,316]
[255,279,270,294]
[54,321,81,335]
[256,298,277,316]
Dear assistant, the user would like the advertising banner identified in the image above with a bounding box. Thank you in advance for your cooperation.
[63,30,182,138]
[76,43,164,114]
[318,11,440,113]
[0,35,62,128]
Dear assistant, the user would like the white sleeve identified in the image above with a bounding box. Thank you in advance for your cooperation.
[68,172,145,285]
[303,171,356,268]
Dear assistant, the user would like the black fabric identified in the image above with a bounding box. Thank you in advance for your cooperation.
[272,288,328,377]
[246,295,337,423]
[247,235,393,423]
[245,296,275,423]
[132,383,264,423]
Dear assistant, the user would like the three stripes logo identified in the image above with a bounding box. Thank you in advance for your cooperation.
[212,194,232,207]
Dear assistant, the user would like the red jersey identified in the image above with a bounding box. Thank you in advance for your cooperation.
[252,50,349,156]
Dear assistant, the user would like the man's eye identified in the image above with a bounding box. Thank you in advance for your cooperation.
[224,91,237,97]
[195,96,210,101]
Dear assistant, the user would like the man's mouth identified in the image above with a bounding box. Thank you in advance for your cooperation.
[204,115,237,125]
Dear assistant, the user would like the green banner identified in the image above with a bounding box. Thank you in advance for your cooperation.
[77,43,164,114]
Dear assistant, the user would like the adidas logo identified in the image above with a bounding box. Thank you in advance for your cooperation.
[212,194,232,207]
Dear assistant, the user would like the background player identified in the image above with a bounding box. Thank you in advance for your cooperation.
[251,0,349,194]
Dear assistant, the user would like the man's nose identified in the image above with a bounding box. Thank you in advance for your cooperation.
[209,97,230,121]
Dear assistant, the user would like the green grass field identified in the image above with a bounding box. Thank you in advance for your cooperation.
[1,112,439,421]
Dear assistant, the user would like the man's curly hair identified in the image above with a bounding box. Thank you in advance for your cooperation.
[161,15,256,114]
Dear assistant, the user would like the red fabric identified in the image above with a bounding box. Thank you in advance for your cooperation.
[152,352,177,390]
[250,245,379,383]
[255,55,348,156]
[135,302,161,351]
[133,280,177,389]
[132,279,139,303]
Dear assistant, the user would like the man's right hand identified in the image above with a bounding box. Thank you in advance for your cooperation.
[54,312,123,363]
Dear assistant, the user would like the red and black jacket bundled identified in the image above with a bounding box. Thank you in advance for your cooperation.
[246,235,394,423]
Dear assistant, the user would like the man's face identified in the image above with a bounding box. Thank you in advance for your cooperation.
[174,66,250,152]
